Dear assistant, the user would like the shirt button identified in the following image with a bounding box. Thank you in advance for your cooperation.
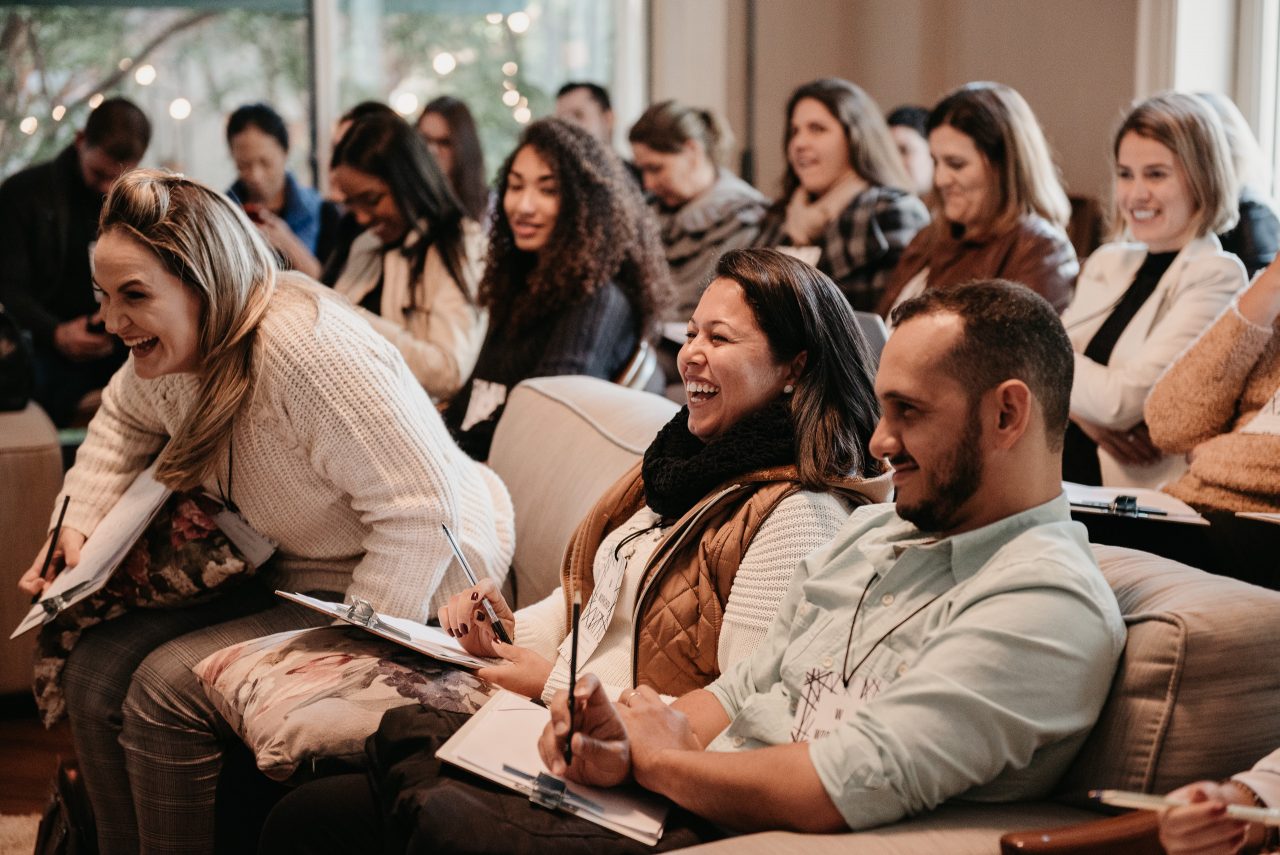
[897,663,909,676]
[732,736,745,748]
[881,593,895,606]
[822,656,834,668]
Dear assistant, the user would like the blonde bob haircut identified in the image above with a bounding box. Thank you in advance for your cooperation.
[927,81,1071,235]
[1112,93,1239,240]
[100,168,278,491]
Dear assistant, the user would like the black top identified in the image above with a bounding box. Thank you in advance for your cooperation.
[444,280,639,460]
[1062,250,1177,485]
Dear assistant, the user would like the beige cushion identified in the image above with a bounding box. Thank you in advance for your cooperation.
[1060,544,1280,794]
[0,403,62,695]
[677,802,1103,854]
[487,376,677,608]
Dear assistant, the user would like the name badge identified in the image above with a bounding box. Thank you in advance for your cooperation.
[211,506,278,568]
[790,668,886,743]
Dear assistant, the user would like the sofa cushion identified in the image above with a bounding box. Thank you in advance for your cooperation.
[1059,544,1280,795]
[487,376,678,607]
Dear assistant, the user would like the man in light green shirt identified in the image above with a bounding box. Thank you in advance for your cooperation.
[533,280,1125,844]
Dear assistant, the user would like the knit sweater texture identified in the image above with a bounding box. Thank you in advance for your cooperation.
[54,276,515,621]
[513,489,852,702]
[1146,302,1280,512]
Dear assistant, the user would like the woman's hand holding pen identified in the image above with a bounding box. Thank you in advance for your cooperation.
[1158,780,1260,855]
[19,528,87,596]
[437,578,515,657]
[539,673,631,787]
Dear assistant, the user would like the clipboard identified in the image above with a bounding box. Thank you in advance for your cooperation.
[276,591,497,671]
[436,690,668,845]
[11,463,171,639]
[1064,482,1209,526]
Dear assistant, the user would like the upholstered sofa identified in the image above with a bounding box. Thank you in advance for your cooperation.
[488,375,1280,855]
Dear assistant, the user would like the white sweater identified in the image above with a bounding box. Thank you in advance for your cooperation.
[513,489,853,702]
[54,276,514,622]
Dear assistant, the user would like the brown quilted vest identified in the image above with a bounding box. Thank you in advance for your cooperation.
[558,461,885,697]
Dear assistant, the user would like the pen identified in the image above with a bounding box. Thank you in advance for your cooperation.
[1071,497,1169,517]
[565,590,582,766]
[32,495,71,606]
[1091,789,1280,826]
[441,523,512,645]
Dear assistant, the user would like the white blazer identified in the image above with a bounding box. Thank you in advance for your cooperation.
[1061,234,1246,488]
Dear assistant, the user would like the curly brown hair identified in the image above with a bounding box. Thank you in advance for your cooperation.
[480,118,671,335]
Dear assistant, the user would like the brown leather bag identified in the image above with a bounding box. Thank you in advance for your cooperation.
[33,758,96,855]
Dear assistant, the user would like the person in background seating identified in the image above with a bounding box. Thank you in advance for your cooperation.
[328,112,487,401]
[887,104,934,197]
[1198,91,1280,277]
[443,118,671,460]
[320,100,398,286]
[0,97,150,426]
[879,81,1077,316]
[555,81,643,185]
[756,78,929,313]
[225,102,340,280]
[416,96,489,224]
[1061,92,1245,488]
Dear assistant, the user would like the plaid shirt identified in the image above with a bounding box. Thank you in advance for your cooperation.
[759,185,929,313]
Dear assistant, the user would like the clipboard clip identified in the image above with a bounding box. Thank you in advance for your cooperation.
[37,580,93,618]
[344,597,410,641]
[529,772,568,810]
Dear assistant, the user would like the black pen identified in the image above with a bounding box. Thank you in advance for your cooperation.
[441,523,513,645]
[565,590,582,766]
[32,495,71,606]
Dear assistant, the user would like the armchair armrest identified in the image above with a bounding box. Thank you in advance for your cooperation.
[1000,810,1162,854]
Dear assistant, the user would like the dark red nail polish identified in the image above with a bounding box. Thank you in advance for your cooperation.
[470,591,479,601]
[475,611,486,622]
[447,627,455,637]
[460,624,468,635]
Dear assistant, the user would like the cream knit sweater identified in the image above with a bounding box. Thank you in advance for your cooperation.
[54,276,515,621]
[1146,302,1280,513]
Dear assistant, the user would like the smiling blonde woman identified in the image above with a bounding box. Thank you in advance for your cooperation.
[17,169,514,855]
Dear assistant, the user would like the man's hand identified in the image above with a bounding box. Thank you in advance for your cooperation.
[616,686,702,791]
[538,673,631,787]
[53,315,114,361]
[19,527,86,595]
[1158,781,1257,855]
[475,641,554,698]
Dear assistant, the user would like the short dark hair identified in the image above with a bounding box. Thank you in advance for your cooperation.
[226,102,288,151]
[556,81,612,112]
[83,97,151,163]
[716,249,880,484]
[886,104,928,137]
[889,280,1073,450]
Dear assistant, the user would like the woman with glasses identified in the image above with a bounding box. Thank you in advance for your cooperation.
[328,112,486,401]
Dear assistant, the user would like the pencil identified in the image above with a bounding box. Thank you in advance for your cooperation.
[1091,789,1280,826]
[32,495,71,605]
[441,523,512,645]
[565,590,582,766]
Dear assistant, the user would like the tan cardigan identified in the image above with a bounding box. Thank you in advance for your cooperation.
[1145,303,1280,512]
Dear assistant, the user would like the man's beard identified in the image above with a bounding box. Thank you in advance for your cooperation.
[896,414,984,534]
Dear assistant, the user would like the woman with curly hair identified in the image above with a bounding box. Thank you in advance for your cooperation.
[443,117,672,459]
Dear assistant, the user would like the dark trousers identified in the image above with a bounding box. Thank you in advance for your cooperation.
[32,341,123,426]
[260,705,724,854]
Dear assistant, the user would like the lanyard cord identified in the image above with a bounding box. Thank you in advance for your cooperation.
[841,573,943,688]
[215,424,238,514]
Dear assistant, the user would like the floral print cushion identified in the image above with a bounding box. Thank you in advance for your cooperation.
[194,625,496,781]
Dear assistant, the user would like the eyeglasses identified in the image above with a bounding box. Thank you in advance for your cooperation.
[343,190,386,214]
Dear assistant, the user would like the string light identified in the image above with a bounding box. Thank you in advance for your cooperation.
[513,105,531,123]
[485,12,503,24]
[117,57,133,71]
[391,91,419,116]
[169,98,191,120]
[134,64,156,86]
[52,105,66,121]
[19,116,38,135]
[432,52,457,75]
[502,61,518,76]
[88,93,105,109]
[507,11,530,33]
[502,89,520,107]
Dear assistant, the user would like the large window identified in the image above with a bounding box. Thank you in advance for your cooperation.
[2,1,638,191]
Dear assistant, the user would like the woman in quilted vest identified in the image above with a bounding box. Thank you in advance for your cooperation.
[439,247,890,703]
